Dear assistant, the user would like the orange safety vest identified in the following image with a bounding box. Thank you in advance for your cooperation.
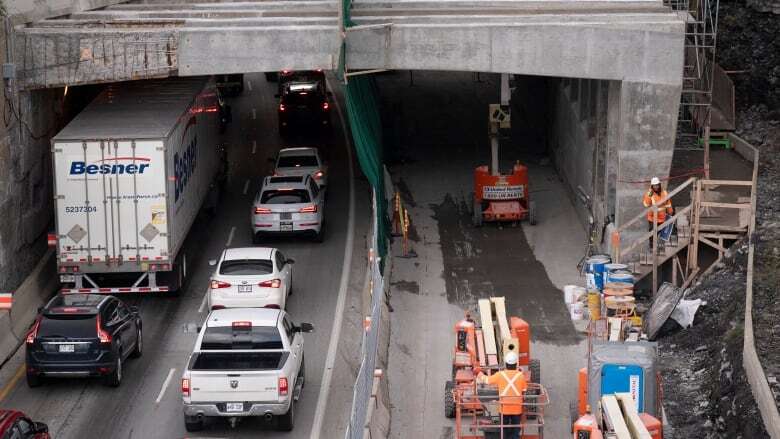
[643,189,672,223]
[486,370,528,415]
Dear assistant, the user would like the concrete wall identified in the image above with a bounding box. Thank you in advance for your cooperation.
[5,0,129,25]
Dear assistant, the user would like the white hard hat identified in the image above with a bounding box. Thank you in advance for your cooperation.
[504,351,519,366]
[650,177,661,185]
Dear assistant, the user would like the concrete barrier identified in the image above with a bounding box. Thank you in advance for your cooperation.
[5,0,130,25]
[0,248,57,365]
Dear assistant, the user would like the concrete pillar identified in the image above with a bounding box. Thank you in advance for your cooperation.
[613,80,680,241]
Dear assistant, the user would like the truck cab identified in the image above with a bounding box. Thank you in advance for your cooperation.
[181,308,313,432]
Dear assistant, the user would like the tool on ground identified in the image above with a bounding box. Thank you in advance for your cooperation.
[472,74,537,227]
[445,297,548,438]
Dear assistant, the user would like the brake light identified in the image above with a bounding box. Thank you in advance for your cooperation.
[61,307,80,313]
[47,233,57,247]
[210,280,231,289]
[322,102,329,110]
[232,321,252,329]
[26,317,40,345]
[313,170,324,179]
[97,316,112,344]
[259,279,281,288]
[279,377,289,396]
[279,103,286,112]
[255,207,272,214]
[182,378,191,397]
[299,205,317,213]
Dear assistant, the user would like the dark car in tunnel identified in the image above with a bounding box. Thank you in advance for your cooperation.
[277,81,331,136]
[25,294,143,388]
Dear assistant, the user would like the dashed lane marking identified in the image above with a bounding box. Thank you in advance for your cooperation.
[198,288,209,313]
[155,368,176,404]
[225,226,236,248]
[243,179,250,195]
[252,140,257,155]
[246,80,252,91]
[252,108,257,120]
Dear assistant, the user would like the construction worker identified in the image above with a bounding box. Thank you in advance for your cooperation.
[477,352,528,439]
[643,177,674,249]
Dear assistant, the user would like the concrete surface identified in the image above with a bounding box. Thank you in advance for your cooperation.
[0,72,366,439]
[381,71,587,439]
[4,0,129,25]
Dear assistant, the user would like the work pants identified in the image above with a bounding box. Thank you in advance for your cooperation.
[501,414,522,439]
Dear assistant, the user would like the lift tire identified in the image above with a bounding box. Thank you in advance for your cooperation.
[444,380,456,418]
[530,358,541,385]
[569,401,579,433]
[277,401,295,431]
[529,201,538,225]
[184,415,204,432]
[472,198,483,227]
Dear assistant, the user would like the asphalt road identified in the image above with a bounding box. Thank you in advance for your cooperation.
[0,73,363,438]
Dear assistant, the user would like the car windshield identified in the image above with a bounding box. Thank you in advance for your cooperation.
[200,326,283,350]
[39,314,97,338]
[219,259,273,275]
[190,352,287,370]
[260,189,310,204]
[277,155,318,168]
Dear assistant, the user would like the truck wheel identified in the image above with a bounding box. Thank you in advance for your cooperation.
[444,380,455,418]
[472,198,483,227]
[529,201,537,225]
[104,355,122,387]
[277,401,295,431]
[26,372,42,388]
[184,415,204,432]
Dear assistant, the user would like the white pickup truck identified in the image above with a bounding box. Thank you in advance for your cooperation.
[181,308,313,432]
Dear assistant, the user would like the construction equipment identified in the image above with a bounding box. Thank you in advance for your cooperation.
[445,297,547,438]
[472,75,537,227]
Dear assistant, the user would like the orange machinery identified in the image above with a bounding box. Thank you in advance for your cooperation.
[473,163,536,227]
[445,297,547,439]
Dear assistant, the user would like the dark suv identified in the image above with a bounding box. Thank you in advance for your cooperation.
[25,294,142,388]
[277,81,331,136]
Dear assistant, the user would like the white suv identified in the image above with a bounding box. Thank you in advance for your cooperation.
[252,175,325,243]
[273,147,328,189]
[207,247,293,310]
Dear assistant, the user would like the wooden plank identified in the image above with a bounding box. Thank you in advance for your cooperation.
[475,329,487,367]
[699,201,751,210]
[698,224,748,232]
[490,297,512,344]
[478,299,498,362]
[700,233,741,240]
[608,317,623,342]
[699,236,727,253]
[700,179,754,187]
[601,395,632,439]
[615,393,652,439]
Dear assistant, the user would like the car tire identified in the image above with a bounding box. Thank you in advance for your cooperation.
[130,327,143,358]
[252,232,261,245]
[104,354,122,387]
[26,371,42,388]
[277,400,295,431]
[184,415,204,432]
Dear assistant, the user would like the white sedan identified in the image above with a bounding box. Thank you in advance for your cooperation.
[273,147,328,189]
[207,247,294,310]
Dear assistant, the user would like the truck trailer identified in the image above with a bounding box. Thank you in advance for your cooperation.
[51,77,226,294]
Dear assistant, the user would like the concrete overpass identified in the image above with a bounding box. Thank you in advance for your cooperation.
[11,0,685,243]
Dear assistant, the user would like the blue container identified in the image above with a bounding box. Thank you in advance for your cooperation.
[601,364,646,412]
[586,256,611,291]
[604,263,628,274]
[608,271,634,285]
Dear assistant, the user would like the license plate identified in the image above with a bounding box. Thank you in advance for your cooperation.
[280,212,292,220]
[58,344,75,353]
[60,274,75,283]
[226,403,243,413]
[280,222,293,232]
[238,285,252,293]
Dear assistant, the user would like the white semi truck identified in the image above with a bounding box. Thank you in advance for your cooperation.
[51,77,227,293]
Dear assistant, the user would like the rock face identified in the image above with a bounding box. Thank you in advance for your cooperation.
[746,0,780,14]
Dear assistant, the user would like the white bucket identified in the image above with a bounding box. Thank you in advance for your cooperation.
[569,302,584,320]
[564,285,578,304]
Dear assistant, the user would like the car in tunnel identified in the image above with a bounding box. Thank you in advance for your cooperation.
[25,294,143,388]
[252,175,326,243]
[276,81,331,136]
[272,147,328,190]
[181,308,313,432]
[207,247,294,311]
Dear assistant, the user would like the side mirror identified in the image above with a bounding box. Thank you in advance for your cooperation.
[208,259,217,267]
[298,322,314,333]
[37,306,44,314]
[285,258,295,265]
[32,422,49,434]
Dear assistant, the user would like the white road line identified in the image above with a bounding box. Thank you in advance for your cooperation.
[252,140,257,155]
[225,226,236,247]
[246,79,252,91]
[311,78,356,439]
[252,108,257,120]
[198,288,209,313]
[243,179,250,195]
[155,368,176,404]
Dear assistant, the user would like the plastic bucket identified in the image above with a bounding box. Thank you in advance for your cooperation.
[564,285,587,304]
[585,256,611,291]
[608,271,634,285]
[603,282,634,297]
[569,302,584,321]
[604,263,628,274]
[587,292,601,320]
